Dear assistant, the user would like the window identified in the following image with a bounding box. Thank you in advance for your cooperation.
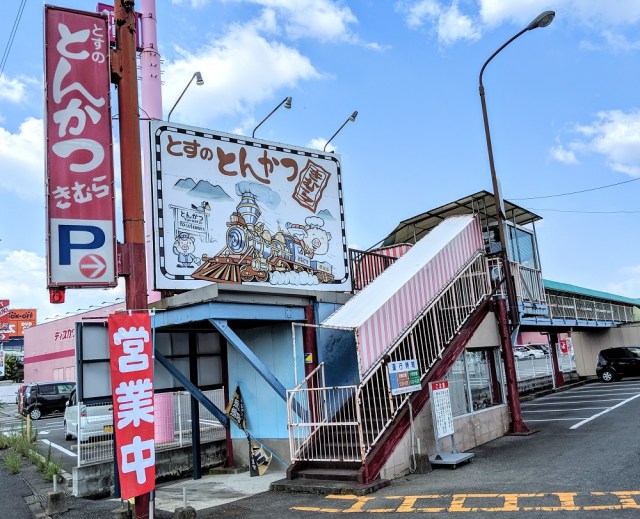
[446,348,504,417]
[506,225,539,269]
[39,385,56,396]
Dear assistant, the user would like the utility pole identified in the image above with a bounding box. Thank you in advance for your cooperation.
[112,1,150,517]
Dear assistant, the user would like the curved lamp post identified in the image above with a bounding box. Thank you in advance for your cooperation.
[167,71,204,122]
[479,10,555,434]
[324,111,358,152]
[252,96,292,138]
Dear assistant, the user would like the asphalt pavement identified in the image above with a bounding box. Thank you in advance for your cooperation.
[3,378,640,518]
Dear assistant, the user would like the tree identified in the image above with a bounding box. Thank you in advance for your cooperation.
[3,354,24,382]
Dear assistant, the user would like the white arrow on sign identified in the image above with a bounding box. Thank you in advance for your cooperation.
[79,254,108,279]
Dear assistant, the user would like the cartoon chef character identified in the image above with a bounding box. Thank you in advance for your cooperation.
[173,232,202,268]
[286,216,332,258]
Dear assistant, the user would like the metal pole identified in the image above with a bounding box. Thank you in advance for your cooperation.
[113,1,150,517]
[495,299,530,433]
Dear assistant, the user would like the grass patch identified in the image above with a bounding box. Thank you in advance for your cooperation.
[0,424,61,480]
[4,452,21,474]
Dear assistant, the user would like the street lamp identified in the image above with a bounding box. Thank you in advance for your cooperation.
[478,10,555,434]
[252,96,292,138]
[479,10,555,327]
[324,111,358,152]
[167,71,204,122]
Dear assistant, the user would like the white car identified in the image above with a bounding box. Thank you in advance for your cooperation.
[513,346,546,360]
[64,389,114,442]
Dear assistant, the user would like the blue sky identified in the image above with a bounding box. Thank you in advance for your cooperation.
[1,0,639,322]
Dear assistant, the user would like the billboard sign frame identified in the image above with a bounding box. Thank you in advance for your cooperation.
[149,121,351,292]
[44,6,117,288]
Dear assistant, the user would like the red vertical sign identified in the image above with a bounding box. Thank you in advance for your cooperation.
[109,312,155,500]
[44,6,116,288]
[0,300,10,341]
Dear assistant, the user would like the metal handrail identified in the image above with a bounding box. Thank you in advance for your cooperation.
[288,252,490,463]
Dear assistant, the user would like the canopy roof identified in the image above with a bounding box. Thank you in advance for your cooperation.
[380,190,541,247]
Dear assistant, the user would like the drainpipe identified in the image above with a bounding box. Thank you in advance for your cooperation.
[303,305,319,378]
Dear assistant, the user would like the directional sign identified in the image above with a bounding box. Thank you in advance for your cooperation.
[79,254,108,279]
[388,359,421,396]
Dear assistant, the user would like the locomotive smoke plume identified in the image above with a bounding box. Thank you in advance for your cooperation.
[235,181,281,209]
[270,270,320,286]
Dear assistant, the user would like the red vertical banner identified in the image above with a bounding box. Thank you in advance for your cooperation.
[108,312,155,500]
[0,300,10,337]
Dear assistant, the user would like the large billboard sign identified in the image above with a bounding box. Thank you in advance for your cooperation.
[44,6,116,288]
[149,121,351,292]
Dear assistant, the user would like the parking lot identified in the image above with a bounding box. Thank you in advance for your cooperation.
[521,378,640,429]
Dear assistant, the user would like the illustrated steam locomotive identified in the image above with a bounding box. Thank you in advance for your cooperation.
[191,192,335,284]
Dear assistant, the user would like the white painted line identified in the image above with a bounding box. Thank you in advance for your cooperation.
[522,399,628,405]
[570,393,640,430]
[40,439,77,457]
[523,408,608,413]
[526,418,590,422]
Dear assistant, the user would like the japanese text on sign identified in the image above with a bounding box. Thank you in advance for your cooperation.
[109,313,155,499]
[430,380,454,439]
[45,6,116,287]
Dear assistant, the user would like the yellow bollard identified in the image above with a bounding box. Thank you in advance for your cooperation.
[26,414,31,441]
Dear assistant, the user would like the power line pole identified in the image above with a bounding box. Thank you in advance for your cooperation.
[112,1,150,517]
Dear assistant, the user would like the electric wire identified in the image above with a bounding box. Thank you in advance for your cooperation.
[526,208,640,214]
[0,0,27,81]
[511,177,640,201]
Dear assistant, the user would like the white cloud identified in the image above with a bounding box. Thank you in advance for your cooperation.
[0,249,127,323]
[399,1,481,45]
[306,137,330,152]
[0,118,44,199]
[551,110,640,176]
[480,0,640,27]
[550,145,578,165]
[0,75,33,104]
[401,1,640,47]
[226,0,359,43]
[162,15,320,124]
[437,4,481,45]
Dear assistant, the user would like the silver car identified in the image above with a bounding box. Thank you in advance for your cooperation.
[64,389,113,442]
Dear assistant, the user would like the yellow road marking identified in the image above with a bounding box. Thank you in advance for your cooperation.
[290,490,640,513]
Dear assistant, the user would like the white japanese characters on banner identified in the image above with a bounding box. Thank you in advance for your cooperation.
[44,6,116,288]
[429,380,455,439]
[109,312,155,500]
[149,121,351,292]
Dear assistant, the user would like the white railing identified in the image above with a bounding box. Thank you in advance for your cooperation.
[288,252,490,463]
[76,388,226,466]
[547,294,634,323]
[287,364,361,463]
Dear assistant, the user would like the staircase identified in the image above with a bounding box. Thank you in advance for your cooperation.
[283,216,493,490]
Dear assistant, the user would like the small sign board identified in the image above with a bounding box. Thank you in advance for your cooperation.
[429,380,454,439]
[388,359,421,396]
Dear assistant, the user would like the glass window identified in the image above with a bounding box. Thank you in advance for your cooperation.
[446,357,471,416]
[506,225,538,269]
[446,348,503,417]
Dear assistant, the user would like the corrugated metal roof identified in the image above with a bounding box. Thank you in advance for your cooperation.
[324,215,476,329]
[544,279,640,306]
[380,190,541,248]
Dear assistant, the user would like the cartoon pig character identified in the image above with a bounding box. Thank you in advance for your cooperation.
[173,232,202,268]
[286,216,332,257]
